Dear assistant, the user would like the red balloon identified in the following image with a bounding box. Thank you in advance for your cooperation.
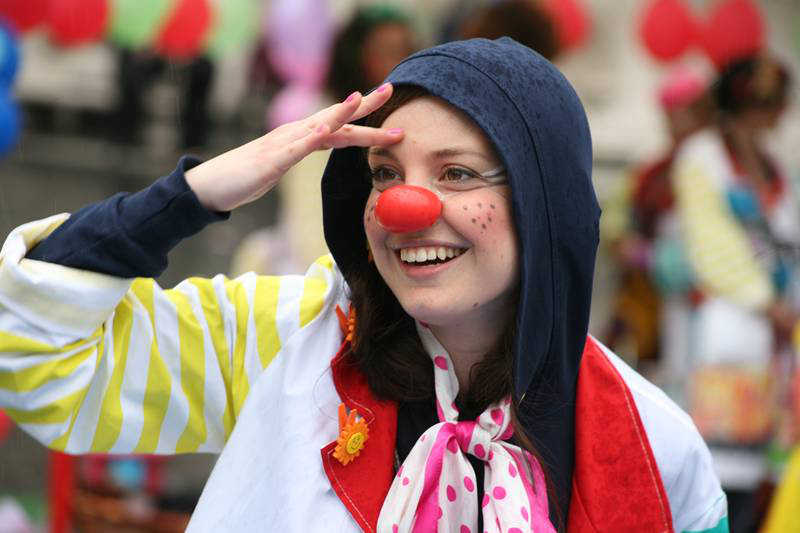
[0,0,48,32]
[639,0,697,61]
[155,0,213,60]
[541,0,591,51]
[701,0,764,69]
[375,185,442,234]
[0,411,12,443]
[47,0,109,47]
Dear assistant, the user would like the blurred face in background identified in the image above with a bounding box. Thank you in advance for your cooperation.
[361,22,415,89]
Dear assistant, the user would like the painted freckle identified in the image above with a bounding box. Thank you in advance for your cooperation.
[463,205,468,210]
[487,216,492,222]
[477,202,482,208]
[471,218,476,223]
[481,224,486,229]
[490,204,495,209]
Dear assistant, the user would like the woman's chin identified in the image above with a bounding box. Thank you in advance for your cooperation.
[398,299,468,328]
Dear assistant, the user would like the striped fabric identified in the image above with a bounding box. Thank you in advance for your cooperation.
[672,132,774,310]
[0,215,335,454]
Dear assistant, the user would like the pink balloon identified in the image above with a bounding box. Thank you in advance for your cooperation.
[265,0,333,85]
[266,83,323,130]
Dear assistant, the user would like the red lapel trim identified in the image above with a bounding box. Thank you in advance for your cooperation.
[567,337,673,532]
[320,338,398,532]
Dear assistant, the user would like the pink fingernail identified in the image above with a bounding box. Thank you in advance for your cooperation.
[345,91,358,103]
[377,83,389,93]
[387,128,403,135]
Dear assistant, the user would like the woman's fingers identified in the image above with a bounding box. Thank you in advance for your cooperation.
[271,124,332,175]
[308,82,394,134]
[275,83,394,147]
[322,124,404,149]
[350,83,394,122]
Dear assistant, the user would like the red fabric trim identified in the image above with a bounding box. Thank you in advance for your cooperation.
[567,337,673,532]
[320,339,398,532]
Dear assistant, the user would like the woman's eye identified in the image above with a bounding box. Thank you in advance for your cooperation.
[369,167,401,184]
[441,167,480,182]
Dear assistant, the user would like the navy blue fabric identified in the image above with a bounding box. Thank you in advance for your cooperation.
[321,37,600,521]
[27,156,229,277]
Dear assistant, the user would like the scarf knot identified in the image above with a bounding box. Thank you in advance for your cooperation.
[377,323,555,532]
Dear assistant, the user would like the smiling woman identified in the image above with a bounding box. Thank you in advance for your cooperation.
[0,38,727,532]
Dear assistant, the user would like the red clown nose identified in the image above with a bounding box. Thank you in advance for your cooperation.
[374,185,442,233]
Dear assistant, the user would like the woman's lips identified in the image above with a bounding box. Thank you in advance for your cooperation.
[394,246,467,278]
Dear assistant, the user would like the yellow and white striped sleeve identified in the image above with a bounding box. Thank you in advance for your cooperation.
[0,215,335,455]
[672,142,773,310]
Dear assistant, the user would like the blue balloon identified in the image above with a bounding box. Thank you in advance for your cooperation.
[0,92,21,156]
[0,21,19,88]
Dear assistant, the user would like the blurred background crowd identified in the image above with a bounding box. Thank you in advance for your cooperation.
[0,0,799,532]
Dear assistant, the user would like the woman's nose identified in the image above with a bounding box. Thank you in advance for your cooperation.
[374,185,442,233]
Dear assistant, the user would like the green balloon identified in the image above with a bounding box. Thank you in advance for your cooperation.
[206,0,261,59]
[108,0,174,49]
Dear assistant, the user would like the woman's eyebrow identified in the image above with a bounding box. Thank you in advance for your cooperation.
[431,148,493,162]
[367,147,398,161]
[368,146,493,162]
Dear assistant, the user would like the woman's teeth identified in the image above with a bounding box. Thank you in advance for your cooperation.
[399,246,464,263]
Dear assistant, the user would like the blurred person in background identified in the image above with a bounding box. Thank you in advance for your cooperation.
[326,4,416,104]
[662,54,799,532]
[456,0,560,61]
[231,4,417,277]
[603,66,713,387]
[113,49,214,149]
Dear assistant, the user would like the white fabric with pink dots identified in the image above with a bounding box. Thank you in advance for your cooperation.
[376,323,555,533]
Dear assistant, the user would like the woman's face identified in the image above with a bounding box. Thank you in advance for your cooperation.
[361,22,415,88]
[363,96,519,329]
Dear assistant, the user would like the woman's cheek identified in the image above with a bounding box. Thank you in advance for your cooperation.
[448,191,511,237]
[363,194,382,244]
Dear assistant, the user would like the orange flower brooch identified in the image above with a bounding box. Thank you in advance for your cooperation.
[335,305,356,343]
[333,403,369,465]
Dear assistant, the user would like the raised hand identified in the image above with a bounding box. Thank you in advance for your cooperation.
[185,84,403,212]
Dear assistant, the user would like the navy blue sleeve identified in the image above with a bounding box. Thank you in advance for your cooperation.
[26,156,230,278]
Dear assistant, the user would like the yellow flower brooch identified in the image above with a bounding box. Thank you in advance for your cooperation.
[333,403,369,465]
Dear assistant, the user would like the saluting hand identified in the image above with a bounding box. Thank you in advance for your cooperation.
[185,84,402,212]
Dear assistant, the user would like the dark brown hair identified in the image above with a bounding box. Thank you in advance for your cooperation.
[346,85,563,528]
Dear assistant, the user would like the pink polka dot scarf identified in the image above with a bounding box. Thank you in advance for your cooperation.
[377,323,555,532]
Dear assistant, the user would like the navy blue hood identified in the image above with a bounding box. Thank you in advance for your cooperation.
[321,37,600,518]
